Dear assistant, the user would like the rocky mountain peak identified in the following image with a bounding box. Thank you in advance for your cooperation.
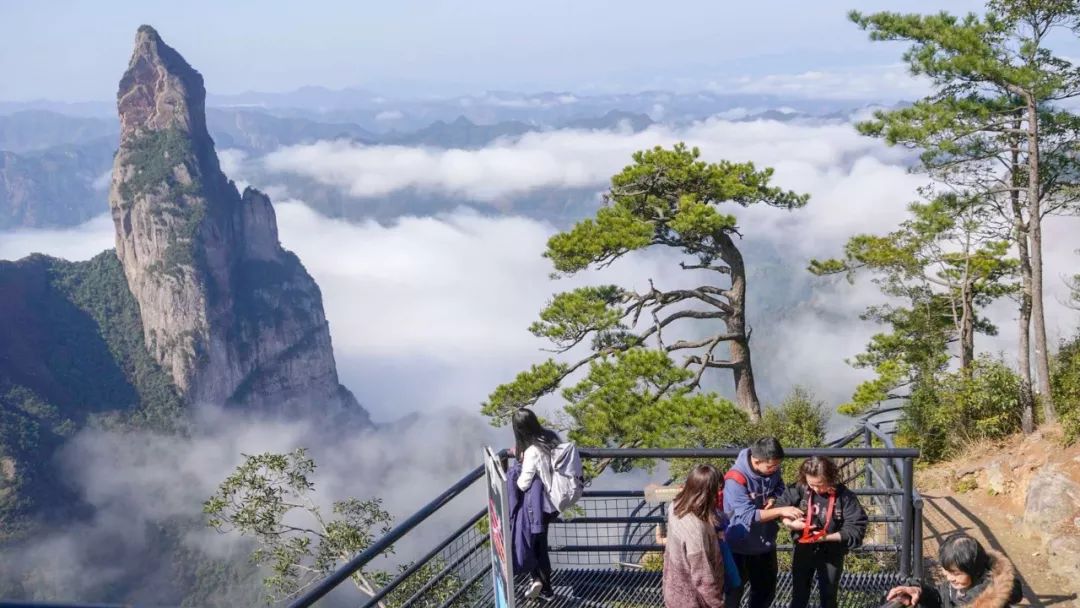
[107,26,367,422]
[118,26,206,139]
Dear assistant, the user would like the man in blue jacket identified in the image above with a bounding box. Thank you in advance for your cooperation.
[723,437,803,608]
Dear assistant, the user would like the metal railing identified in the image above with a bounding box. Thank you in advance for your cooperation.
[0,414,923,608]
[284,433,922,607]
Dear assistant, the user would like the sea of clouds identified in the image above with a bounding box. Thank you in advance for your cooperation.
[2,115,1077,602]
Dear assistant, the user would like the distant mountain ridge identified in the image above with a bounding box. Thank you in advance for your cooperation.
[0,137,113,229]
[0,97,880,231]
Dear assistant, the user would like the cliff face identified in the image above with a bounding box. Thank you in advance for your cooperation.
[0,251,185,536]
[108,26,364,419]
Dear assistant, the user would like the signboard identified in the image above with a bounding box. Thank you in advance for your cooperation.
[644,482,683,505]
[484,447,515,608]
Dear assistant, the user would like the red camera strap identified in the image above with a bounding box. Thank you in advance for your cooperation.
[800,489,836,542]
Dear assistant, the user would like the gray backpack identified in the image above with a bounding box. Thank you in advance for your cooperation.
[546,442,584,512]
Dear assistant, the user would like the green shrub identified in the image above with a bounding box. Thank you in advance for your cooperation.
[668,387,827,483]
[954,475,978,493]
[639,551,664,572]
[118,127,200,201]
[757,386,828,482]
[51,251,185,430]
[900,355,1022,462]
[1051,331,1080,445]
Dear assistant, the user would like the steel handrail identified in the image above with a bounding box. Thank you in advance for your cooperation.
[288,464,487,608]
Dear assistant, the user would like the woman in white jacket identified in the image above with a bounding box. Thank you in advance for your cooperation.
[511,408,560,601]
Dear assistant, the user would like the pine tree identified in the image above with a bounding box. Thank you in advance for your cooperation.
[482,144,806,469]
[811,193,1016,413]
[851,2,1080,429]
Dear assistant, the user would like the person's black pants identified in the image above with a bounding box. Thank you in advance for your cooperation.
[790,544,846,608]
[725,550,778,608]
[531,512,556,594]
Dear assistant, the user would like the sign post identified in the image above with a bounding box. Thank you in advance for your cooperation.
[484,447,515,608]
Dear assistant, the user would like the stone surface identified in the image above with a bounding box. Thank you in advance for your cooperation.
[1045,535,1080,582]
[1022,466,1080,532]
[978,458,1010,495]
[108,26,366,422]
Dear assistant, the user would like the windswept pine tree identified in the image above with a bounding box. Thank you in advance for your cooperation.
[482,144,807,470]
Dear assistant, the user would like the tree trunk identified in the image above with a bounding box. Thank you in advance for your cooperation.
[959,227,975,374]
[352,568,388,608]
[718,233,762,421]
[1011,125,1036,433]
[1026,97,1056,422]
[1018,284,1035,434]
[960,283,975,374]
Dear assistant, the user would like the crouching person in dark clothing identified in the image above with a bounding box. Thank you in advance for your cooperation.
[886,533,1022,608]
[777,455,868,608]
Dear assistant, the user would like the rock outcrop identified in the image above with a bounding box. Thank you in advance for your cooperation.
[108,26,365,420]
[1022,466,1080,530]
[932,430,1080,592]
[1022,465,1080,582]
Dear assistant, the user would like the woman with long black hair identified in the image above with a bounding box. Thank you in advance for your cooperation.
[508,408,560,601]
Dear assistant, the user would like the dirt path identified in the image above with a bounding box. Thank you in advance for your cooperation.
[919,491,1078,608]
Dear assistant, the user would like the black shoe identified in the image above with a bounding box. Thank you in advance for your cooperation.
[538,590,556,602]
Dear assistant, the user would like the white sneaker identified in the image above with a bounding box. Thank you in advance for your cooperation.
[524,579,543,599]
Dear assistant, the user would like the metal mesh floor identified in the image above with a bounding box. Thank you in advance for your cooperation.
[497,569,906,607]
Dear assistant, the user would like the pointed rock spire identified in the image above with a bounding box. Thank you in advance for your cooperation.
[107,26,366,423]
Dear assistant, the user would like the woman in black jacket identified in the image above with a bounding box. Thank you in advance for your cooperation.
[886,533,1022,608]
[777,455,868,608]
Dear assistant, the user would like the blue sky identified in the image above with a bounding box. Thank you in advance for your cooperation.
[0,0,995,101]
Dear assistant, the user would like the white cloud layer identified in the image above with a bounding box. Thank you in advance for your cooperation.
[6,117,1076,420]
[0,214,114,261]
[1,404,500,604]
[374,109,404,122]
[259,117,918,211]
[718,64,933,101]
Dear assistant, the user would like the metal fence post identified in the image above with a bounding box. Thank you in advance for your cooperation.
[913,499,924,580]
[863,425,873,488]
[900,457,914,578]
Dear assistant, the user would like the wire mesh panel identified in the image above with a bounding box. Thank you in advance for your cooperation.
[375,511,493,608]
[503,449,915,607]
[545,463,910,566]
[769,572,907,608]
[547,495,663,567]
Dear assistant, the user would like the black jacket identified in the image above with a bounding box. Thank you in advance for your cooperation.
[908,549,1022,608]
[776,483,868,550]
